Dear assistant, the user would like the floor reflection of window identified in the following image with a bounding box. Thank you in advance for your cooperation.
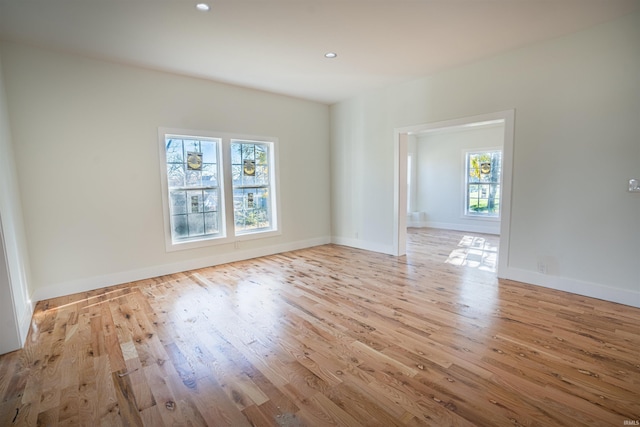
[445,235,497,273]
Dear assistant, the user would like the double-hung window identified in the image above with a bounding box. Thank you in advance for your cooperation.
[159,129,279,250]
[464,149,502,218]
[231,141,274,234]
[164,136,223,242]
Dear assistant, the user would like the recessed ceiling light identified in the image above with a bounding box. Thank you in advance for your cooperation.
[196,3,210,12]
[324,52,337,59]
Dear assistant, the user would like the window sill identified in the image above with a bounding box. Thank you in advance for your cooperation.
[165,229,281,252]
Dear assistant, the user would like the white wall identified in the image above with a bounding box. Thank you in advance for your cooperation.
[1,42,331,301]
[411,124,503,234]
[331,12,640,307]
[0,51,33,352]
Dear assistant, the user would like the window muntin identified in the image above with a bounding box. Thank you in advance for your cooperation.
[231,140,274,234]
[465,150,501,217]
[164,136,223,243]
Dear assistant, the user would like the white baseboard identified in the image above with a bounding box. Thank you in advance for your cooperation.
[18,299,33,345]
[331,236,395,256]
[407,221,500,235]
[500,266,640,309]
[32,236,331,303]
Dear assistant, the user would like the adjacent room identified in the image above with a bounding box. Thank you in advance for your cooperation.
[1,1,638,425]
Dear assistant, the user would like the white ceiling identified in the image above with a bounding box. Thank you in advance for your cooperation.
[0,0,637,104]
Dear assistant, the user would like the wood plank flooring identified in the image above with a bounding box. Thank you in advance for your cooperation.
[1,228,639,426]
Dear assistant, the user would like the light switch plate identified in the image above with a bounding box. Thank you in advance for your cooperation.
[630,179,640,192]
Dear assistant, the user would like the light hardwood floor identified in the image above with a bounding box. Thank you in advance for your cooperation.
[1,228,639,426]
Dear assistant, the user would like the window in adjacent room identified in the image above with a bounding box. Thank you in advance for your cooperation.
[464,149,502,218]
[159,129,279,250]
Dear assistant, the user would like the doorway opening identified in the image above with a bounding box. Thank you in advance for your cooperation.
[393,110,515,278]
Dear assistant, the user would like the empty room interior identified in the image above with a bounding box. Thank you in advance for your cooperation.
[0,1,639,426]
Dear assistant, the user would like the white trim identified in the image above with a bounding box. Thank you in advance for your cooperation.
[497,110,515,276]
[19,301,33,345]
[407,221,500,235]
[32,236,330,302]
[501,267,640,309]
[393,132,409,256]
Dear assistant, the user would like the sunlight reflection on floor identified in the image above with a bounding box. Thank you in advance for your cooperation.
[445,235,497,273]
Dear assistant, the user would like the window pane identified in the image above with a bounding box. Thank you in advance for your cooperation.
[203,189,218,212]
[183,139,200,160]
[231,143,242,164]
[233,188,246,230]
[170,191,187,215]
[242,169,256,186]
[200,140,217,164]
[187,190,202,213]
[166,139,183,163]
[204,212,218,234]
[487,184,500,213]
[256,188,269,211]
[188,213,204,236]
[170,189,222,241]
[256,188,270,227]
[233,187,271,232]
[172,214,188,239]
[242,144,255,161]
[185,170,202,187]
[201,164,217,187]
[256,165,269,185]
[231,165,241,186]
[468,184,478,214]
[167,164,185,188]
[255,145,267,164]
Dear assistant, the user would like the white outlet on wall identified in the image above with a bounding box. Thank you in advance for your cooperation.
[629,179,640,192]
[537,261,547,274]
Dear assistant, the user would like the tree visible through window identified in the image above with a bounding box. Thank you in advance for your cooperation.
[465,150,501,217]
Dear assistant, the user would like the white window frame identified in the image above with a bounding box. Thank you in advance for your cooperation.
[463,147,502,220]
[159,128,281,251]
[229,139,278,237]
